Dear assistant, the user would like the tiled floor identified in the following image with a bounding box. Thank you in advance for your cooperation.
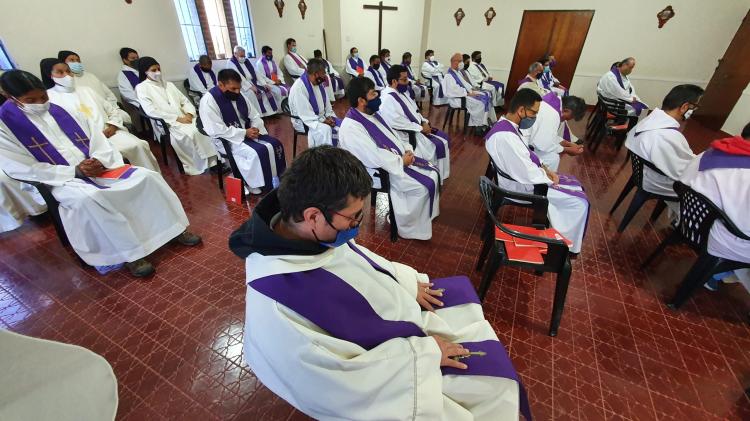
[1,101,749,421]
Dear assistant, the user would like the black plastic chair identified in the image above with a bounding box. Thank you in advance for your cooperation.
[476,176,572,336]
[442,97,469,135]
[137,107,185,174]
[183,79,202,107]
[610,151,678,232]
[642,181,750,309]
[585,95,630,153]
[395,129,418,151]
[218,137,253,201]
[370,168,398,243]
[3,173,67,248]
[280,98,309,159]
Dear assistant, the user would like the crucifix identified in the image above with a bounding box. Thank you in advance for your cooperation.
[362,1,398,53]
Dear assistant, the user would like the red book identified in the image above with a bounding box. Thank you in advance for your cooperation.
[504,241,544,264]
[98,164,133,179]
[356,66,364,75]
[225,176,242,203]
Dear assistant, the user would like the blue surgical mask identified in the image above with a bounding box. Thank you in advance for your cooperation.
[396,83,409,94]
[544,65,551,72]
[291,47,297,53]
[366,97,381,113]
[319,226,360,248]
[68,62,84,74]
[519,115,536,130]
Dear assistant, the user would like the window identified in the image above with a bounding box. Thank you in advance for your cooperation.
[0,39,17,70]
[173,0,256,61]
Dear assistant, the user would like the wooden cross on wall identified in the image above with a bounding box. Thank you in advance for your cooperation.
[363,1,398,53]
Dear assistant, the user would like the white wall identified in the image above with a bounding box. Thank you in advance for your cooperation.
[249,0,325,61]
[0,0,188,88]
[722,84,750,134]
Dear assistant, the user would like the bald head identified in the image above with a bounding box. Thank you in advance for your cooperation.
[450,53,462,70]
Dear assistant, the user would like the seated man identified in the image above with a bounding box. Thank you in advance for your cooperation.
[345,47,365,79]
[460,54,498,108]
[401,52,427,102]
[43,58,159,172]
[0,70,201,277]
[518,62,547,95]
[58,50,131,125]
[624,84,703,216]
[486,88,589,254]
[381,64,450,181]
[116,47,140,108]
[282,38,307,80]
[199,69,286,195]
[312,49,344,102]
[340,77,440,240]
[187,55,217,101]
[135,57,218,175]
[288,58,340,147]
[468,50,505,107]
[597,57,648,119]
[364,55,386,91]
[421,49,448,106]
[0,171,46,234]
[378,48,392,76]
[256,46,291,107]
[682,124,750,293]
[227,46,279,117]
[229,145,526,420]
[539,55,567,97]
[521,92,586,171]
[443,53,496,134]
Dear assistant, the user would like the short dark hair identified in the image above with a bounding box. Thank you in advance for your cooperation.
[471,51,481,60]
[386,64,407,84]
[425,49,434,58]
[119,47,137,60]
[661,84,704,110]
[350,47,357,54]
[369,55,379,64]
[562,96,587,121]
[261,45,272,54]
[346,76,374,108]
[306,58,327,74]
[379,48,390,57]
[539,55,551,65]
[462,54,470,61]
[218,68,242,83]
[278,146,372,222]
[285,38,296,47]
[402,52,412,61]
[198,55,211,64]
[509,88,542,112]
[742,122,750,140]
[0,70,46,98]
[313,49,323,58]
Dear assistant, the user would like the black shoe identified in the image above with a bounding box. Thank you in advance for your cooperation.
[126,258,155,277]
[174,231,202,246]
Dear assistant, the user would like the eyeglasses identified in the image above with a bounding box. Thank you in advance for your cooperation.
[331,209,364,226]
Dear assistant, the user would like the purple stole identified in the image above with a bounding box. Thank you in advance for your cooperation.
[122,69,140,89]
[475,63,505,95]
[287,52,307,70]
[518,75,534,86]
[542,92,571,141]
[367,67,385,87]
[322,61,343,92]
[301,72,327,115]
[448,69,490,111]
[192,64,217,89]
[387,92,448,159]
[231,57,277,113]
[381,61,391,72]
[249,241,531,421]
[699,148,750,171]
[261,57,290,96]
[402,64,423,100]
[610,66,647,114]
[540,72,553,90]
[346,108,438,214]
[208,87,285,187]
[348,57,364,74]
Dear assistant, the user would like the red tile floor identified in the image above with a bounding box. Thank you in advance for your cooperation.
[1,100,749,420]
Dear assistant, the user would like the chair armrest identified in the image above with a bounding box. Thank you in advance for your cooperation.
[496,221,567,247]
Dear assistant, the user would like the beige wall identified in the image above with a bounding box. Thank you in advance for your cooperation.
[722,84,750,135]
[249,0,325,61]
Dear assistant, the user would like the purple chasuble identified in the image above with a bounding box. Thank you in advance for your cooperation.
[193,64,217,89]
[699,148,750,171]
[367,67,385,87]
[345,108,438,214]
[123,69,140,89]
[387,92,448,159]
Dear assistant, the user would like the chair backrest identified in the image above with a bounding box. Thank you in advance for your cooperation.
[598,94,628,123]
[488,156,549,198]
[629,151,667,190]
[371,167,391,192]
[674,181,750,252]
[280,97,291,115]
[481,160,549,228]
[183,78,190,90]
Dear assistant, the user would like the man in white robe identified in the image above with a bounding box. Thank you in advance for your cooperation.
[0,172,46,234]
[255,46,291,107]
[442,53,496,132]
[42,58,159,172]
[187,55,217,101]
[401,52,428,104]
[624,84,704,216]
[199,69,286,195]
[378,48,391,81]
[421,49,449,106]
[282,38,307,80]
[468,51,505,107]
[521,92,585,171]
[539,55,567,97]
[380,64,450,181]
[681,130,750,293]
[288,59,340,147]
[345,47,365,79]
[0,70,200,276]
[313,49,344,101]
[116,47,140,108]
[486,88,589,254]
[226,46,279,117]
[460,54,499,110]
[58,50,131,125]
[229,145,527,420]
[597,57,648,118]
[135,57,218,175]
[339,77,440,240]
[364,55,387,92]
[517,62,547,96]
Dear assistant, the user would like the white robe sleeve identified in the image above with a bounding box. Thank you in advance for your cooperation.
[89,88,125,130]
[338,119,405,176]
[327,61,340,77]
[345,59,359,77]
[169,82,196,116]
[486,133,552,186]
[254,61,274,86]
[380,94,424,132]
[524,104,564,155]
[198,94,246,145]
[421,62,436,79]
[0,124,76,185]
[92,75,121,109]
[597,72,632,102]
[283,54,305,77]
[290,82,324,130]
[443,73,467,98]
[87,119,124,169]
[649,132,696,180]
[467,64,485,86]
[351,242,428,298]
[136,83,180,124]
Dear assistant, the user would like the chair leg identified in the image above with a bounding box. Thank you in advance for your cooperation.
[667,254,720,310]
[650,200,667,222]
[609,176,635,214]
[173,145,185,174]
[293,132,298,159]
[549,259,573,336]
[218,167,224,191]
[160,135,169,166]
[475,219,494,272]
[442,109,452,130]
[388,194,398,243]
[477,244,502,302]
[641,230,679,269]
[617,189,650,233]
[463,109,470,136]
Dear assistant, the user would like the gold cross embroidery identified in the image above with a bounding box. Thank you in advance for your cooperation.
[77,102,94,118]
[71,132,90,154]
[27,136,57,163]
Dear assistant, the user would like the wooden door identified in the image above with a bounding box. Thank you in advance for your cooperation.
[506,10,595,100]
[692,10,750,131]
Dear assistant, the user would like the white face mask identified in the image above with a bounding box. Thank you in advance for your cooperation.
[683,109,694,120]
[428,55,435,62]
[384,57,390,64]
[147,71,162,82]
[16,99,51,116]
[459,62,465,70]
[53,75,75,92]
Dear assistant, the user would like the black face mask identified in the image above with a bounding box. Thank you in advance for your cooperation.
[536,72,543,78]
[373,64,380,70]
[200,66,212,72]
[475,57,482,64]
[223,91,241,101]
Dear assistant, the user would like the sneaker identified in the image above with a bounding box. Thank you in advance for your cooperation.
[703,278,720,292]
[175,231,202,246]
[126,259,155,277]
